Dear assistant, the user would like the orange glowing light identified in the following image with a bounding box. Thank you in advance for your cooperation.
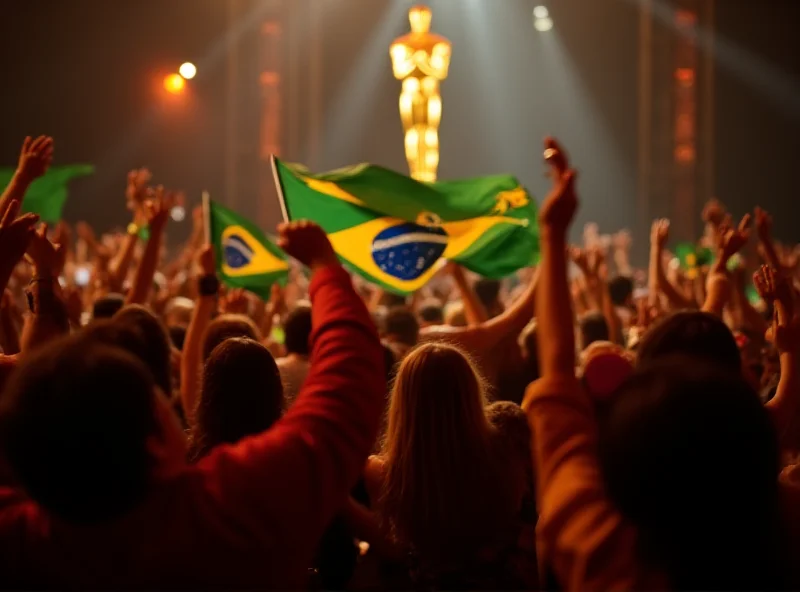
[675,68,695,85]
[163,73,186,94]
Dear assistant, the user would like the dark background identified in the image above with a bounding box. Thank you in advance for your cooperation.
[1,0,798,251]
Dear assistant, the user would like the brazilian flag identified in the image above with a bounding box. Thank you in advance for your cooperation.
[0,165,95,223]
[272,157,538,295]
[208,200,288,298]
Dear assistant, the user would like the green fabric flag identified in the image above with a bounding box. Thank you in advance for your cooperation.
[273,157,538,295]
[208,200,288,299]
[0,165,95,223]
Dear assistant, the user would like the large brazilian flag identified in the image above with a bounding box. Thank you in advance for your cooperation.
[272,157,538,295]
[208,199,288,299]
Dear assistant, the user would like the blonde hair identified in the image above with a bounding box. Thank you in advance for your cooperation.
[379,343,516,560]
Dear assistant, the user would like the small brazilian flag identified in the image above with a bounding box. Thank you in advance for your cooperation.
[207,199,288,299]
[0,165,95,223]
[272,157,538,295]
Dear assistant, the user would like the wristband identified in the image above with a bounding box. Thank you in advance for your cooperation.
[198,275,220,297]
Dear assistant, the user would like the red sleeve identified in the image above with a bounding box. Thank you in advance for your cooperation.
[197,264,385,554]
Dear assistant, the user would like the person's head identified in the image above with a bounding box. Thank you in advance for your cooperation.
[163,296,194,327]
[284,304,312,357]
[113,305,173,395]
[599,356,785,589]
[417,299,444,328]
[608,275,634,309]
[636,311,741,372]
[474,278,504,317]
[91,293,125,320]
[578,312,610,351]
[444,301,467,327]
[190,338,283,461]
[0,336,161,523]
[201,313,261,361]
[381,343,515,557]
[384,306,419,348]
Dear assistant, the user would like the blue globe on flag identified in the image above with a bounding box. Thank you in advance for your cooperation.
[371,222,448,281]
[223,234,255,269]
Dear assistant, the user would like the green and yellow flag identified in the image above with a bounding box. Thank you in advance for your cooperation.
[207,199,288,298]
[0,165,95,223]
[272,158,538,294]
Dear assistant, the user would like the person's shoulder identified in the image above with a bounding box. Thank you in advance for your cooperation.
[522,375,582,410]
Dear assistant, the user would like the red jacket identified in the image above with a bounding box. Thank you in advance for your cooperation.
[0,265,385,589]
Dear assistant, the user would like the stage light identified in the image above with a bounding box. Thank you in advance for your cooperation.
[170,205,186,222]
[164,73,186,94]
[534,16,554,32]
[533,5,549,19]
[179,62,197,80]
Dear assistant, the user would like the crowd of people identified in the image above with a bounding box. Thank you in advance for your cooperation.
[0,132,799,590]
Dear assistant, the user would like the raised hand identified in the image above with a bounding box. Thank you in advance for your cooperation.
[717,213,751,262]
[754,265,798,353]
[221,288,249,315]
[277,220,338,271]
[197,244,216,277]
[17,136,54,182]
[650,219,670,250]
[702,198,726,226]
[0,201,40,271]
[268,283,286,315]
[612,230,632,252]
[143,186,174,233]
[569,246,591,275]
[539,137,578,235]
[125,168,152,211]
[26,223,64,277]
[754,264,794,323]
[754,207,772,243]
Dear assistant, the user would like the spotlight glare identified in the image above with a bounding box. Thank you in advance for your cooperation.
[170,205,186,222]
[179,62,197,80]
[534,16,554,32]
[164,73,186,94]
[533,5,549,19]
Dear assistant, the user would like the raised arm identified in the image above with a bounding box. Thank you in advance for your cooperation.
[446,262,489,325]
[754,265,800,443]
[179,245,218,424]
[422,264,538,357]
[755,207,782,272]
[648,219,694,310]
[126,187,172,305]
[21,224,70,353]
[200,221,385,560]
[523,139,643,590]
[0,136,53,220]
[702,214,750,316]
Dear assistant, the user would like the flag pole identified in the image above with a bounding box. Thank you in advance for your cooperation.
[201,191,211,246]
[270,155,290,222]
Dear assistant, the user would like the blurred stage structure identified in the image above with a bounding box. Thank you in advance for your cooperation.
[224,0,716,239]
[638,0,715,242]
[224,0,322,229]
